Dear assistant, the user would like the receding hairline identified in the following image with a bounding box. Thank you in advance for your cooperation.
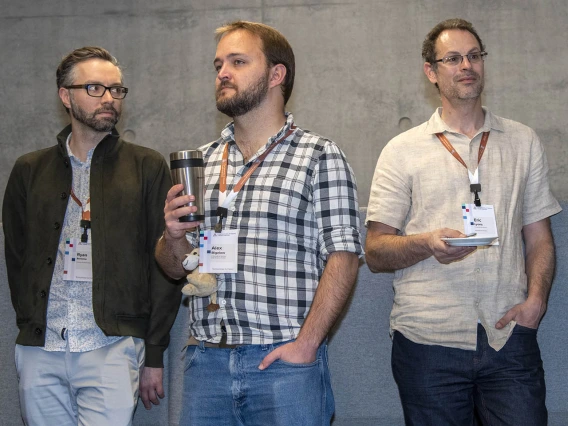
[67,58,124,85]
[436,28,482,48]
[214,21,281,42]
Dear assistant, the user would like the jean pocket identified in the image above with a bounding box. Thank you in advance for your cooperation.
[274,358,319,368]
[514,324,538,333]
[183,345,200,372]
[269,341,322,368]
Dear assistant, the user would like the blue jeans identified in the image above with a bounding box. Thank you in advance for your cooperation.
[392,324,547,426]
[179,339,334,426]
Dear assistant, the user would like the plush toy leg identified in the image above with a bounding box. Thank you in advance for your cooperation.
[207,292,220,312]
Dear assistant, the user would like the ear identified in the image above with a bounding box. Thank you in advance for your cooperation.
[268,63,287,89]
[59,87,71,110]
[424,62,438,85]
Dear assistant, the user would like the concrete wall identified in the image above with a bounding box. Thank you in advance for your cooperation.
[1,0,567,214]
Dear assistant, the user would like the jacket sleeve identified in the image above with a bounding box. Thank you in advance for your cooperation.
[2,158,28,317]
[143,156,183,368]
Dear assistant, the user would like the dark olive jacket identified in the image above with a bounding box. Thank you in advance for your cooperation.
[2,125,182,367]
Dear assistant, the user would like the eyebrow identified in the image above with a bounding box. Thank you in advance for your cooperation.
[213,52,248,65]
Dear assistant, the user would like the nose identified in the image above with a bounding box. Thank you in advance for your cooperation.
[460,55,473,69]
[217,64,230,81]
[101,88,115,103]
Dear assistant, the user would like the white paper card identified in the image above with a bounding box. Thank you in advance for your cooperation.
[199,229,238,273]
[462,204,499,245]
[63,238,93,281]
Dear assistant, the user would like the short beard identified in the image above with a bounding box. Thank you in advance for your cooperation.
[70,97,119,132]
[216,70,269,118]
[445,71,484,101]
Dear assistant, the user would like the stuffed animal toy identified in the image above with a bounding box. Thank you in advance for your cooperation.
[182,248,219,311]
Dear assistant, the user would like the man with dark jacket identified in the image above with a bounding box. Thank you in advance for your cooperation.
[2,46,181,425]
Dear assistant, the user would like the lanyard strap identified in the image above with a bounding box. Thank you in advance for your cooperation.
[70,189,91,242]
[435,131,489,207]
[70,189,91,221]
[435,131,489,171]
[214,125,297,232]
[219,124,297,200]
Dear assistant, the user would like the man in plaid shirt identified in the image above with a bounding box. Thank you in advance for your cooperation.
[156,21,361,425]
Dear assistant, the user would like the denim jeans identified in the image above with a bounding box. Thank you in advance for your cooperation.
[392,324,547,426]
[179,339,334,426]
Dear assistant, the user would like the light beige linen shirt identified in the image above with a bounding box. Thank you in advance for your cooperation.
[367,107,561,351]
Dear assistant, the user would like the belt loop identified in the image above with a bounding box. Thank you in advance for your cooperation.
[198,340,206,352]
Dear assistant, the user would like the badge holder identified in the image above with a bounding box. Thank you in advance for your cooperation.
[470,183,481,207]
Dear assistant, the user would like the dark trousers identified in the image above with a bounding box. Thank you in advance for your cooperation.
[392,323,547,426]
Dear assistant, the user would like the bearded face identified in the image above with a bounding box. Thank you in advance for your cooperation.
[216,68,270,118]
[69,92,120,132]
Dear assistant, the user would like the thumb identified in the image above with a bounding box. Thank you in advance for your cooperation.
[157,384,165,399]
[258,349,280,371]
[495,309,515,329]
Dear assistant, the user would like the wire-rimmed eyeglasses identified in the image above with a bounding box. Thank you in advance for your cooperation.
[433,51,488,66]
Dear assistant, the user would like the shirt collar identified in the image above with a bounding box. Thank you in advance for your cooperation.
[220,112,295,147]
[65,132,96,166]
[425,107,505,137]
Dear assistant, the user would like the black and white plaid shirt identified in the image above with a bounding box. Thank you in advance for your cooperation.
[187,113,362,344]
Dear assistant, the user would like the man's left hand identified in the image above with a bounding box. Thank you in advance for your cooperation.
[495,298,546,330]
[258,340,318,370]
[139,366,165,410]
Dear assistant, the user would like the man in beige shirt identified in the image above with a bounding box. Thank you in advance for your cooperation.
[365,18,560,425]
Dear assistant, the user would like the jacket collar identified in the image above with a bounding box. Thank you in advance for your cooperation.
[56,124,123,162]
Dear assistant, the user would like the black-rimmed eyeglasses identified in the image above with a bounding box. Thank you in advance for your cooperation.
[64,84,129,99]
[433,51,488,66]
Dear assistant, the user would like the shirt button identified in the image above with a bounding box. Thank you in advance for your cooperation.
[220,299,227,306]
[60,192,67,199]
[39,290,47,298]
[34,328,42,335]
[53,222,60,230]
[46,257,53,265]
[475,268,481,273]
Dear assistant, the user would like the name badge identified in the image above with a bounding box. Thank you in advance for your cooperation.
[462,203,499,245]
[63,238,93,281]
[199,230,238,273]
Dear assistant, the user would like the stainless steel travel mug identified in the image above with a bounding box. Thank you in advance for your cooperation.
[170,150,205,222]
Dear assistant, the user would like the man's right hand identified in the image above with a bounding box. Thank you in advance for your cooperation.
[163,184,201,240]
[366,222,476,272]
[155,184,200,279]
[427,228,476,264]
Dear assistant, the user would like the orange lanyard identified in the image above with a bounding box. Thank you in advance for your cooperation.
[435,131,489,170]
[70,188,91,242]
[219,125,297,194]
[70,189,90,221]
[435,131,490,207]
[215,125,297,232]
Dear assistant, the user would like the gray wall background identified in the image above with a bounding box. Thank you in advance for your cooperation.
[1,0,567,214]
